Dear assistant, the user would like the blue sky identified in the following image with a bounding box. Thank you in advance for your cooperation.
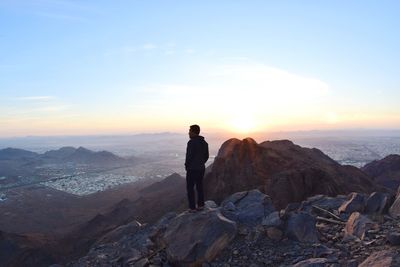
[1,0,399,137]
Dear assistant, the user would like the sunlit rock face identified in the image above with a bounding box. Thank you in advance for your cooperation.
[204,138,379,209]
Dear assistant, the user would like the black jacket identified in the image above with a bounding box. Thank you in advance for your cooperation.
[185,135,209,171]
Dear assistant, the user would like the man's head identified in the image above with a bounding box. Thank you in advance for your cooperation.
[189,124,200,138]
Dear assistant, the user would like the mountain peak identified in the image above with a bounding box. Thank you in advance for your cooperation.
[217,137,258,158]
[206,138,379,208]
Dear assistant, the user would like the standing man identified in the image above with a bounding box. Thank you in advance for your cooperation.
[185,124,209,212]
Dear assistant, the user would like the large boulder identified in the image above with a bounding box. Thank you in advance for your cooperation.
[365,192,389,214]
[286,212,319,243]
[359,249,400,267]
[162,208,237,267]
[221,189,275,227]
[344,212,377,240]
[338,192,365,214]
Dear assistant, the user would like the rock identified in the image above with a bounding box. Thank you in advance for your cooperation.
[387,232,400,245]
[95,220,142,246]
[221,189,275,227]
[389,188,400,218]
[262,211,283,228]
[359,249,400,267]
[133,257,149,267]
[286,212,319,243]
[344,212,377,240]
[205,200,218,209]
[162,208,237,266]
[313,244,335,258]
[293,258,329,267]
[149,212,177,248]
[346,259,358,267]
[266,227,283,241]
[338,192,365,214]
[301,195,347,213]
[365,192,388,214]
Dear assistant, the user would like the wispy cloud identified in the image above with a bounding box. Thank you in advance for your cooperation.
[106,42,194,57]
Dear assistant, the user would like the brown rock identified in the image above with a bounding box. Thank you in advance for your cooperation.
[359,249,400,267]
[344,212,377,240]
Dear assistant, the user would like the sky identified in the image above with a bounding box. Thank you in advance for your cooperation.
[1,0,399,137]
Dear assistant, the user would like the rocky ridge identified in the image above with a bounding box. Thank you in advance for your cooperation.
[69,187,400,267]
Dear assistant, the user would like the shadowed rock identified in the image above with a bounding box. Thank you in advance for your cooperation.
[365,192,389,214]
[359,249,400,267]
[262,211,283,228]
[387,232,400,246]
[162,208,237,267]
[362,154,400,190]
[389,186,400,218]
[338,192,365,214]
[221,189,275,227]
[94,220,142,246]
[286,212,319,243]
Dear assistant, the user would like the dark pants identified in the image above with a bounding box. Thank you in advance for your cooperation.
[186,169,205,210]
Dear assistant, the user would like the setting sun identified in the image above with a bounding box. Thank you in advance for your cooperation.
[228,114,257,133]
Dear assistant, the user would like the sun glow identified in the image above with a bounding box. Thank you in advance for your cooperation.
[228,114,257,133]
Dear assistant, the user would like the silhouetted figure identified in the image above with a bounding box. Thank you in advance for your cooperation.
[185,124,209,212]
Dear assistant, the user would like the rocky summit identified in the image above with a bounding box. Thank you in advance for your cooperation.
[204,138,380,209]
[68,187,400,267]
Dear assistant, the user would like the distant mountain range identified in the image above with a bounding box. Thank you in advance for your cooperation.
[0,146,126,165]
[0,146,133,179]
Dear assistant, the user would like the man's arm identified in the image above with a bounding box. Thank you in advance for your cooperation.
[185,140,193,170]
[204,142,209,163]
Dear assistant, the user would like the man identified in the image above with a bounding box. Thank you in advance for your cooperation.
[185,124,209,212]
